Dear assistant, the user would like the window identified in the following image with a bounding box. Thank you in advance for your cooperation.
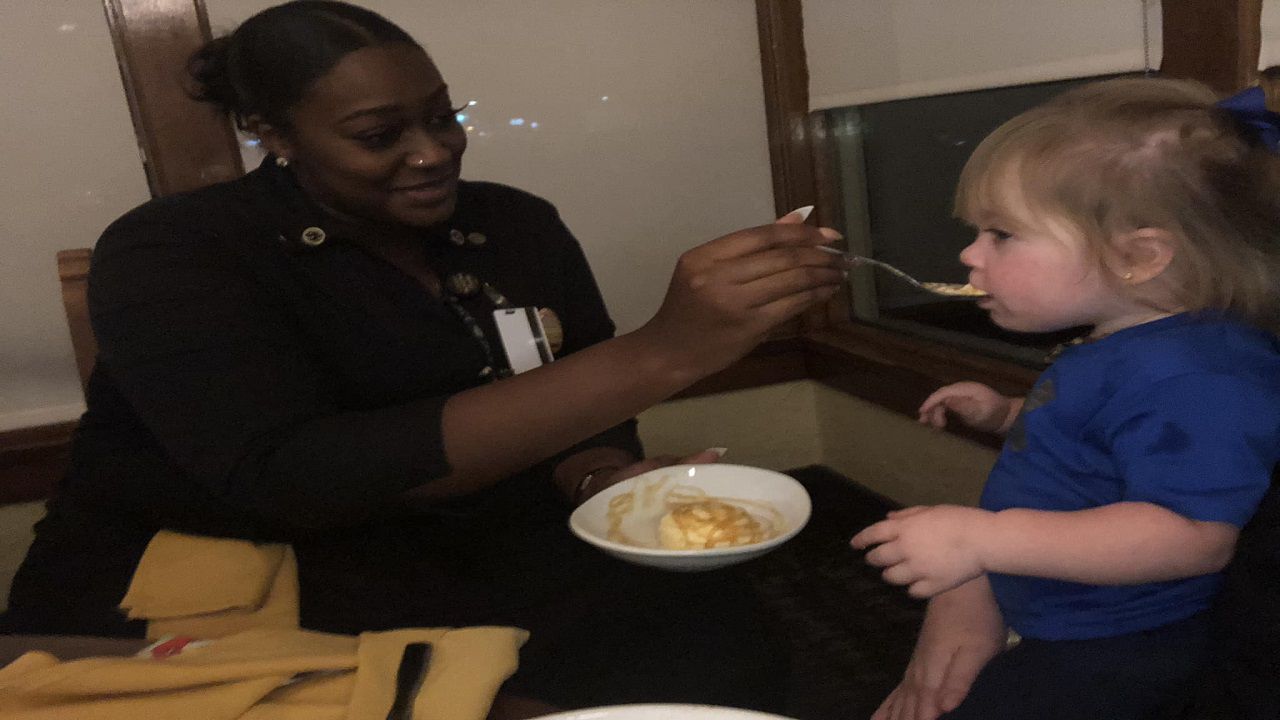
[823,74,1133,368]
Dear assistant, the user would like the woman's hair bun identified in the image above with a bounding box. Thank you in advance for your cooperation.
[186,36,242,120]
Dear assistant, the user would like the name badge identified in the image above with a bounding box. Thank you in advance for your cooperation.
[493,307,555,374]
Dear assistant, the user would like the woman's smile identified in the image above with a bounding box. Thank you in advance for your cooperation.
[392,174,457,205]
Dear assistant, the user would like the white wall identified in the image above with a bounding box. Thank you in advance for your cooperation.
[1,1,777,432]
[804,0,1280,110]
[640,381,826,472]
[803,0,1163,109]
[0,3,153,431]
[1261,2,1280,69]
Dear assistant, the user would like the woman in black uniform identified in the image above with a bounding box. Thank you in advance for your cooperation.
[4,1,844,710]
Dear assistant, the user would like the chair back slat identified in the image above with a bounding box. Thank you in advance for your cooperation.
[56,248,96,393]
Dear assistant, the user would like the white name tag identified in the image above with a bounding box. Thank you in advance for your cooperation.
[493,307,554,374]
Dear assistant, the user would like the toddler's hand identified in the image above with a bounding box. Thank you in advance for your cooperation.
[918,382,1014,433]
[851,505,994,598]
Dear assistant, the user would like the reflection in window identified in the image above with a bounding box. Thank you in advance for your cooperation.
[824,75,1133,368]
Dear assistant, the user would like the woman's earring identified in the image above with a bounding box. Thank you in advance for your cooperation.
[1122,271,1134,281]
[275,156,290,168]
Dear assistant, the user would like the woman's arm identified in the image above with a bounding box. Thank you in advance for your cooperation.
[416,215,844,498]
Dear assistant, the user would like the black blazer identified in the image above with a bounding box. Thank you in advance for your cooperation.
[5,160,641,635]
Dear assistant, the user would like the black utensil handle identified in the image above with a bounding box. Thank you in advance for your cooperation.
[386,641,434,720]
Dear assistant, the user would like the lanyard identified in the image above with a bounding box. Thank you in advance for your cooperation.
[441,280,517,381]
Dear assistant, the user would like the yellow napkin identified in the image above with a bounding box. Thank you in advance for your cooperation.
[349,628,526,720]
[119,531,299,640]
[0,627,529,720]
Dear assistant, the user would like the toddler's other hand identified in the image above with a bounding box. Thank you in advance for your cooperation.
[918,382,1012,433]
[851,505,994,598]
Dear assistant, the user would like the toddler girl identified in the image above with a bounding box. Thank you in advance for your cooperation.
[852,77,1280,720]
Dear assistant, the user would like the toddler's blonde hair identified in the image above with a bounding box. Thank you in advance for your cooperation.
[955,76,1280,332]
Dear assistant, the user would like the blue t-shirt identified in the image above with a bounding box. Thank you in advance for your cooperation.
[981,313,1280,641]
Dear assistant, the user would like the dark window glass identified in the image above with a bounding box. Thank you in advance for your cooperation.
[825,74,1134,368]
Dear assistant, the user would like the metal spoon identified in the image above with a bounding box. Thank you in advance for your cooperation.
[816,246,987,298]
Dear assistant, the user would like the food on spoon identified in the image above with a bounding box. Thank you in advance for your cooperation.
[920,282,988,297]
[658,499,770,550]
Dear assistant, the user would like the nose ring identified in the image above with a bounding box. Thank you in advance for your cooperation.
[408,156,428,168]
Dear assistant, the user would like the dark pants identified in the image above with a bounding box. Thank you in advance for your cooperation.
[942,613,1212,720]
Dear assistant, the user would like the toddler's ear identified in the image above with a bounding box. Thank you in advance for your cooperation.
[1111,228,1177,284]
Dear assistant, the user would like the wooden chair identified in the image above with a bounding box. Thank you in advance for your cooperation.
[56,248,97,393]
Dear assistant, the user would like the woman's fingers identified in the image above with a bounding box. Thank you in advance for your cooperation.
[642,215,847,375]
[697,221,841,262]
[615,449,722,483]
[740,265,846,308]
[697,222,814,259]
[677,448,725,465]
[775,206,812,224]
[747,283,841,327]
[715,245,847,285]
[609,456,678,483]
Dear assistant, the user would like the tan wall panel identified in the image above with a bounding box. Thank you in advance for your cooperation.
[814,383,996,507]
[638,380,823,472]
[638,379,997,507]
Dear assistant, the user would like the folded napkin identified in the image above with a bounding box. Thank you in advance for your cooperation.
[0,626,529,720]
[119,530,300,640]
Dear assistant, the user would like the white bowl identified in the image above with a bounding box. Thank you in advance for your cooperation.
[568,464,811,572]
[530,704,798,720]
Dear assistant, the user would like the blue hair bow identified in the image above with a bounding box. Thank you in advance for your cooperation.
[1215,86,1280,152]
